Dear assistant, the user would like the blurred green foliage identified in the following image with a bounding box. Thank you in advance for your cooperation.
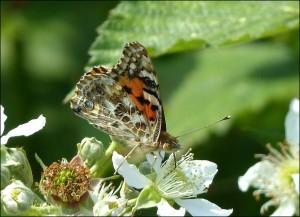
[1,1,299,216]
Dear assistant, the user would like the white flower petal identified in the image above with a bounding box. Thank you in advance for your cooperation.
[1,105,7,136]
[146,151,165,173]
[179,160,218,194]
[238,161,274,192]
[1,115,46,145]
[157,198,185,216]
[175,198,233,216]
[292,174,299,194]
[93,203,110,216]
[112,151,151,189]
[285,98,299,153]
[270,198,296,216]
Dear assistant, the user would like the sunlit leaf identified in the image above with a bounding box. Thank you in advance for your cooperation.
[87,1,299,67]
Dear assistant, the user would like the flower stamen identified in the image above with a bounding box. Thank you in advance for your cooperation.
[39,156,92,207]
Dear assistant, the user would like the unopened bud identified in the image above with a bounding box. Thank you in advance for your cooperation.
[0,146,33,187]
[1,180,34,215]
[1,165,10,189]
[77,137,104,163]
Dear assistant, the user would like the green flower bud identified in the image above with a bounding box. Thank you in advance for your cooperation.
[77,137,104,163]
[0,146,33,187]
[1,180,34,215]
[1,165,10,190]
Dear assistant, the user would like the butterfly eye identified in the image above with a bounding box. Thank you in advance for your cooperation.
[162,143,172,152]
[84,100,94,110]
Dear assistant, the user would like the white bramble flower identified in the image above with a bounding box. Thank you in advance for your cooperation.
[238,98,299,216]
[92,182,126,216]
[0,105,46,145]
[1,180,35,215]
[113,150,233,216]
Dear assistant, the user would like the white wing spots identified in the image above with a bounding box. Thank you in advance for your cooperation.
[129,44,143,53]
[123,55,130,64]
[131,113,146,125]
[141,55,151,66]
[140,70,158,86]
[102,99,115,112]
[121,95,132,107]
[101,77,114,86]
[140,69,150,77]
[130,63,137,70]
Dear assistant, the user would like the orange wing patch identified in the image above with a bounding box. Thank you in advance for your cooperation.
[119,74,157,122]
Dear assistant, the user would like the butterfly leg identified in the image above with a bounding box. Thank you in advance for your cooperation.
[173,152,177,169]
[114,143,142,175]
[150,154,157,182]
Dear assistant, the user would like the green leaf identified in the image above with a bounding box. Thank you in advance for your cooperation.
[87,1,299,67]
[159,42,298,147]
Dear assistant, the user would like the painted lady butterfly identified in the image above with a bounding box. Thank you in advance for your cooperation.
[70,42,180,157]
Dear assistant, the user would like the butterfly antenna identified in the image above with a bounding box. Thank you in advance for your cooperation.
[176,116,231,138]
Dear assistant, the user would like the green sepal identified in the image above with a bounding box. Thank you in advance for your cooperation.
[132,185,161,212]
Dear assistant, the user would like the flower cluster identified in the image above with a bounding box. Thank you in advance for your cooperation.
[1,105,46,214]
[0,102,233,216]
[3,98,297,216]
